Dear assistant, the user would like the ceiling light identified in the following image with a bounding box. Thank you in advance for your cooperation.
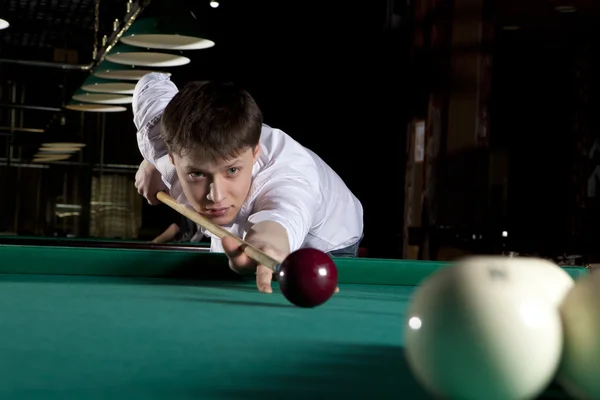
[105,44,190,67]
[37,149,80,154]
[37,146,83,153]
[555,5,577,12]
[32,155,72,163]
[92,61,171,81]
[65,103,128,112]
[0,19,9,30]
[71,90,133,105]
[35,152,74,157]
[81,76,136,95]
[120,17,215,51]
[42,142,86,148]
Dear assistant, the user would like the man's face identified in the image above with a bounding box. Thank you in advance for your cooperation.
[171,146,260,225]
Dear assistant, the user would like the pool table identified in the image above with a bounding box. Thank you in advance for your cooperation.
[0,240,588,399]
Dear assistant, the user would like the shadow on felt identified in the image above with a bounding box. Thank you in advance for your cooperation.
[200,342,573,400]
[0,250,244,284]
[205,344,430,399]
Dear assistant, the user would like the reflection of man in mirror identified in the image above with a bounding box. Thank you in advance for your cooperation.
[152,215,199,244]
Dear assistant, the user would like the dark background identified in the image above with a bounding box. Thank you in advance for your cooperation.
[1,0,600,260]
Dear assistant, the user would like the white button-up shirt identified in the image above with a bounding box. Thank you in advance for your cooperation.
[133,73,364,253]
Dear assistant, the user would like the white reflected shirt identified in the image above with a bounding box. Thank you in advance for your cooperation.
[133,73,364,253]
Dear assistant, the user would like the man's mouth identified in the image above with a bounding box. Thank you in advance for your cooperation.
[205,207,228,217]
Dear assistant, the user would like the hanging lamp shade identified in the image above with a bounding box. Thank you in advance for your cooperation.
[81,75,136,95]
[65,102,128,112]
[92,60,171,81]
[105,44,190,67]
[38,144,86,153]
[35,147,80,156]
[120,17,215,50]
[0,19,9,30]
[33,143,81,162]
[70,90,133,106]
[42,142,86,148]
[32,154,73,163]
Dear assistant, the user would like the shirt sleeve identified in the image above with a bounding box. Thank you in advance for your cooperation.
[247,177,319,252]
[132,72,179,188]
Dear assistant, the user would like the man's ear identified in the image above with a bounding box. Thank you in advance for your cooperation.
[169,153,174,165]
[252,145,261,161]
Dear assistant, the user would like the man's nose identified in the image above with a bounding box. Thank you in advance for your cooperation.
[206,180,225,204]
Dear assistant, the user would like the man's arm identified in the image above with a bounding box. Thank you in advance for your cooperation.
[244,221,291,256]
[224,177,318,268]
[221,178,321,293]
[132,72,179,188]
[246,178,319,256]
[152,223,180,243]
[134,159,169,205]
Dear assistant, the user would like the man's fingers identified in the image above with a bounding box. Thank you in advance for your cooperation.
[145,188,169,206]
[256,265,273,293]
[222,236,243,257]
[148,192,161,205]
[222,236,255,271]
[134,158,169,206]
[145,192,158,205]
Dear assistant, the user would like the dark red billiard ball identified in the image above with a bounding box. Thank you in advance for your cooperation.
[276,248,338,308]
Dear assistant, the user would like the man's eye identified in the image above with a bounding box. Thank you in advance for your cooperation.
[189,172,204,178]
[227,168,239,175]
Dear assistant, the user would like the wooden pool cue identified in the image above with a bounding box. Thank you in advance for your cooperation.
[156,191,281,271]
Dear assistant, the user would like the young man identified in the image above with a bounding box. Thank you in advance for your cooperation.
[133,73,363,293]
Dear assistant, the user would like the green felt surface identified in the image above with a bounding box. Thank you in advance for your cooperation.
[0,274,424,399]
[0,242,586,399]
[0,243,589,285]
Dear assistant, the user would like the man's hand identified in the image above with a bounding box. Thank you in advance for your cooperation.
[135,159,168,205]
[222,236,340,295]
[222,236,286,293]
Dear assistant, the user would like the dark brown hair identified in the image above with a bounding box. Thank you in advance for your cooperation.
[161,80,263,162]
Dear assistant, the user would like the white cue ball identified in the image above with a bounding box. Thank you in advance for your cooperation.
[556,269,600,399]
[404,257,564,400]
[456,256,575,307]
